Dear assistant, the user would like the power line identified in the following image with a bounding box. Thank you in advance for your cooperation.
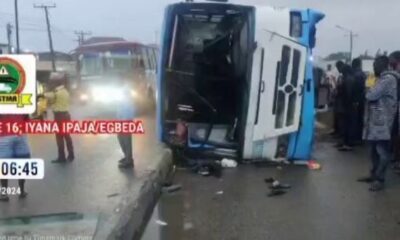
[336,25,358,62]
[74,30,91,45]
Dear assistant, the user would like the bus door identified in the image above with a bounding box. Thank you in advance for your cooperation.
[253,31,307,141]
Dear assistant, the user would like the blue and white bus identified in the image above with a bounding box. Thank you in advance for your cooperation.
[157,0,324,162]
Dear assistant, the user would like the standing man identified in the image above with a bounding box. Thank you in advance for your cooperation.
[358,56,399,191]
[331,61,345,137]
[0,115,29,201]
[338,64,356,151]
[352,58,367,144]
[117,73,135,169]
[44,72,74,163]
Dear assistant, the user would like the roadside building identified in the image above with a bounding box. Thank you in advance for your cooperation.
[0,43,9,54]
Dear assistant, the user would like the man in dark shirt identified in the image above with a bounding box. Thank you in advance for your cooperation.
[352,58,367,144]
[389,51,400,170]
[337,64,357,151]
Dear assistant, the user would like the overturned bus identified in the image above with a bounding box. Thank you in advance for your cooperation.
[157,0,324,162]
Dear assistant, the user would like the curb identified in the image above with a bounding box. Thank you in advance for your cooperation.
[94,147,173,240]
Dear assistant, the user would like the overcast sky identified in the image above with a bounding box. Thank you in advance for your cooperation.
[0,0,398,57]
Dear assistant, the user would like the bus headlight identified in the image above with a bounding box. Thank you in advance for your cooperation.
[80,93,89,101]
[91,87,124,103]
[130,89,138,98]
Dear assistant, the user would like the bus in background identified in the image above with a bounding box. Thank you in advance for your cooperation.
[73,40,158,106]
[157,0,324,162]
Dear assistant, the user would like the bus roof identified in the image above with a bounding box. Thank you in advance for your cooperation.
[73,41,157,54]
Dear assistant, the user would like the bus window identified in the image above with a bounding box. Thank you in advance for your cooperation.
[147,48,156,70]
[101,50,134,76]
[149,48,157,70]
[152,48,159,69]
[140,47,152,71]
[275,45,291,129]
[287,49,301,126]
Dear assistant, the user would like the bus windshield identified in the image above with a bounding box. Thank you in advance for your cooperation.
[79,52,138,79]
[80,54,103,77]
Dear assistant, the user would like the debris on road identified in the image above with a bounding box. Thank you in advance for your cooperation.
[216,191,224,195]
[265,178,291,196]
[193,161,223,178]
[184,222,194,231]
[308,160,322,170]
[268,189,287,197]
[198,166,211,176]
[264,177,275,183]
[221,158,238,168]
[107,193,120,198]
[155,219,168,226]
[270,180,291,190]
[162,184,182,194]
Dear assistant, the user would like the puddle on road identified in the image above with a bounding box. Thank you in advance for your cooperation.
[141,191,192,240]
[0,212,98,239]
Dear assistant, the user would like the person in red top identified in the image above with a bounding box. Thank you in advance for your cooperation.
[0,114,30,201]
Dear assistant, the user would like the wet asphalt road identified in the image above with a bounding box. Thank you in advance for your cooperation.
[0,101,156,219]
[142,139,400,240]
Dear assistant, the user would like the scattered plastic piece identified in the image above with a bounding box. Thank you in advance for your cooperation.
[184,222,194,230]
[276,166,283,170]
[221,158,238,168]
[272,180,280,187]
[155,219,168,226]
[162,184,182,194]
[269,183,291,190]
[308,160,322,170]
[216,191,224,195]
[198,167,211,176]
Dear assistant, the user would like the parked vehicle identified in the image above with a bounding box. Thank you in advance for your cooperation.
[73,41,158,106]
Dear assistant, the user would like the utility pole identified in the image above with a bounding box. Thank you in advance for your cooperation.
[336,25,358,62]
[14,0,20,53]
[74,30,91,45]
[6,23,13,53]
[34,3,57,71]
[349,30,354,61]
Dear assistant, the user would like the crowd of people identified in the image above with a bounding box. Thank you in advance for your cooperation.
[327,51,400,192]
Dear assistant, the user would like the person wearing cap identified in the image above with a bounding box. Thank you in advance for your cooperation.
[43,72,74,163]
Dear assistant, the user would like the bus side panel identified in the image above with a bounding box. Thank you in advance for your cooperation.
[157,6,175,142]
